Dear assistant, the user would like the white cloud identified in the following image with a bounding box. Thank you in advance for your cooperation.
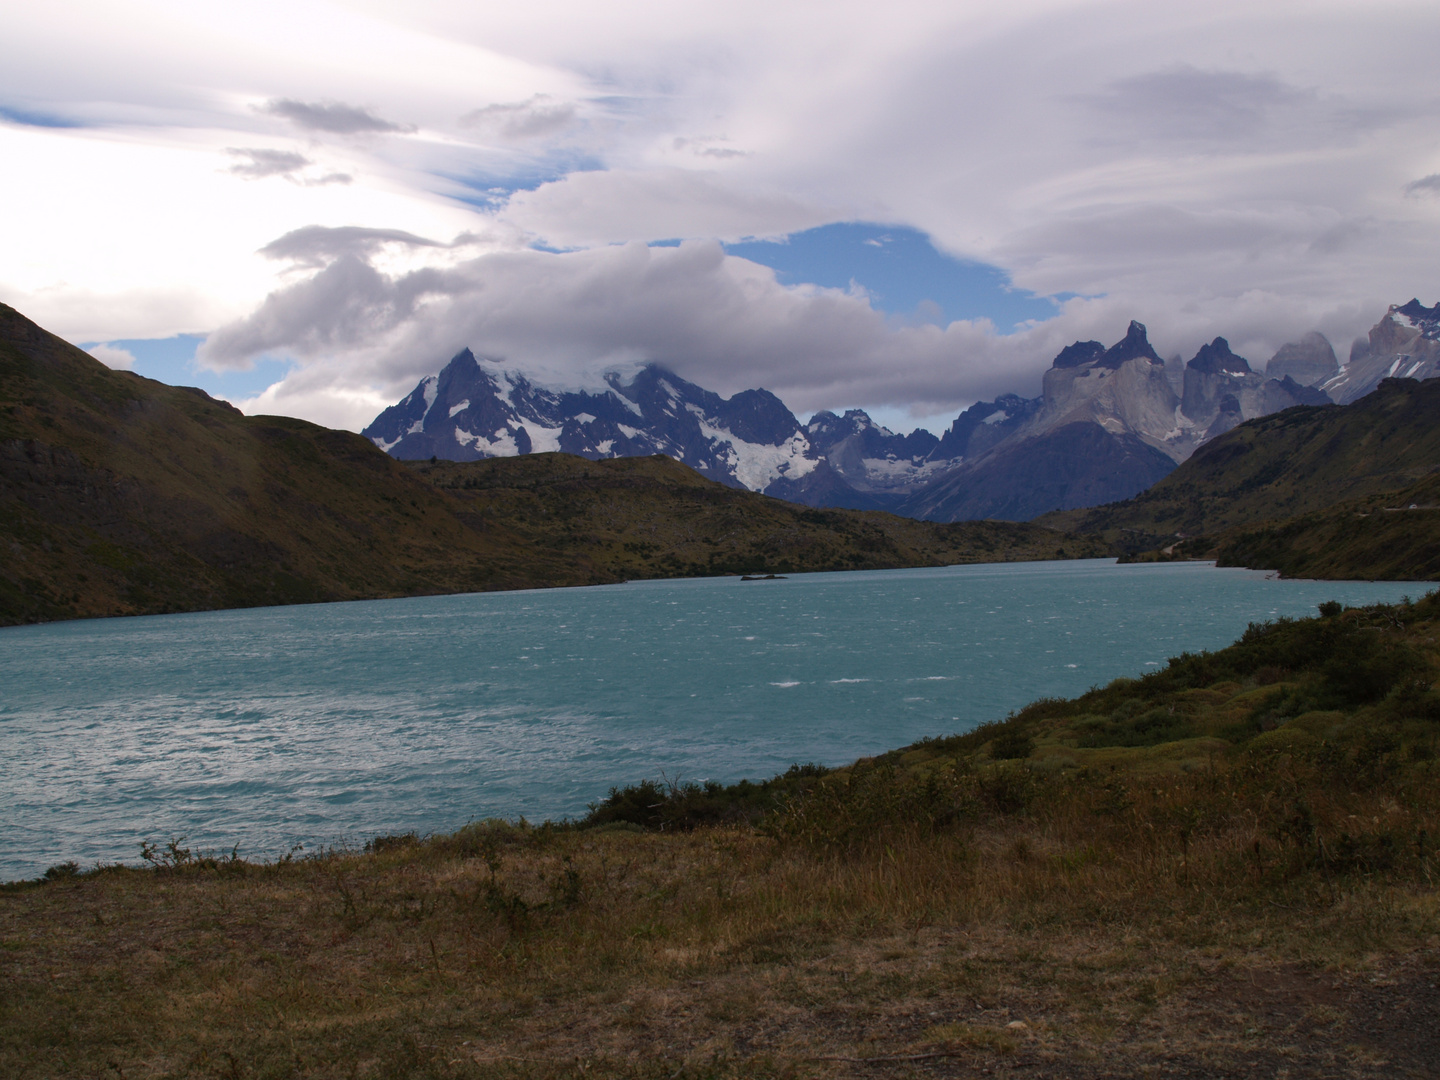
[501,168,834,246]
[86,343,137,369]
[3,0,1440,427]
[460,95,577,140]
[203,237,1228,432]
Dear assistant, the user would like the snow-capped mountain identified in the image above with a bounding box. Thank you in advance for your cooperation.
[364,351,824,495]
[362,349,978,507]
[800,410,950,498]
[1321,299,1440,404]
[362,301,1436,523]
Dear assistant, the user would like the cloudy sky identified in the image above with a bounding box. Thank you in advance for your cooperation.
[4,0,1439,434]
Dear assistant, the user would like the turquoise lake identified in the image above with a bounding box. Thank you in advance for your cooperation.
[0,559,1426,881]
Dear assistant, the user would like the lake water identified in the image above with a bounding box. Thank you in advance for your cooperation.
[0,559,1426,881]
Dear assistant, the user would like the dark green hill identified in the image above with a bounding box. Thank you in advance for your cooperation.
[1040,377,1440,554]
[1206,470,1440,581]
[407,453,1096,581]
[0,304,585,625]
[0,304,1093,626]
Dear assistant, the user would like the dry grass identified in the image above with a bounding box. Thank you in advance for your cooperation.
[5,769,1438,1079]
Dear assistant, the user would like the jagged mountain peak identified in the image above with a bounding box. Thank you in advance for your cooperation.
[1188,337,1252,375]
[1051,340,1105,369]
[1046,324,1160,375]
[715,387,802,446]
[1035,322,1178,460]
[1388,299,1440,345]
[797,407,944,500]
[807,409,890,440]
[1395,298,1440,324]
[1096,320,1162,368]
[1322,299,1440,403]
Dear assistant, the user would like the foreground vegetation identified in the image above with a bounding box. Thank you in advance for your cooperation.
[6,594,1439,1077]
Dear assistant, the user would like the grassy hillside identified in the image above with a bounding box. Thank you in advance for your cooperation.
[1205,470,1440,581]
[0,304,585,625]
[411,453,1099,580]
[7,595,1438,1077]
[0,304,1094,626]
[1041,377,1440,553]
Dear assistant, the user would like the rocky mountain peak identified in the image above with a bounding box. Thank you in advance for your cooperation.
[1188,337,1252,376]
[1096,321,1162,368]
[1266,332,1338,387]
[1395,298,1440,325]
[1051,340,1105,369]
[1181,335,1327,435]
[1322,299,1440,403]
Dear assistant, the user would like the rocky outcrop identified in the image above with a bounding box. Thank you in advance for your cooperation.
[1181,337,1329,441]
[1036,321,1185,458]
[1322,300,1440,404]
[1266,332,1339,386]
[1181,338,1258,431]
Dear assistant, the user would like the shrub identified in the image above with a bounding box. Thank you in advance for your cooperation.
[989,730,1035,760]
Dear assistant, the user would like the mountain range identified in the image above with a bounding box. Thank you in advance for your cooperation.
[364,304,1433,521]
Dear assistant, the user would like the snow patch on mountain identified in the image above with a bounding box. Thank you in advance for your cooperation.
[699,423,816,489]
[526,424,565,454]
[455,426,519,456]
[609,388,643,416]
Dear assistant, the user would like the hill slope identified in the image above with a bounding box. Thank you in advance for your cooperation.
[407,453,1098,581]
[1206,470,1440,581]
[0,305,585,625]
[0,304,1092,626]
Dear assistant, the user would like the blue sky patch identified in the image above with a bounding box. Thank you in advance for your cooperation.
[722,223,1062,330]
[81,334,293,401]
[442,157,606,212]
[0,104,85,128]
